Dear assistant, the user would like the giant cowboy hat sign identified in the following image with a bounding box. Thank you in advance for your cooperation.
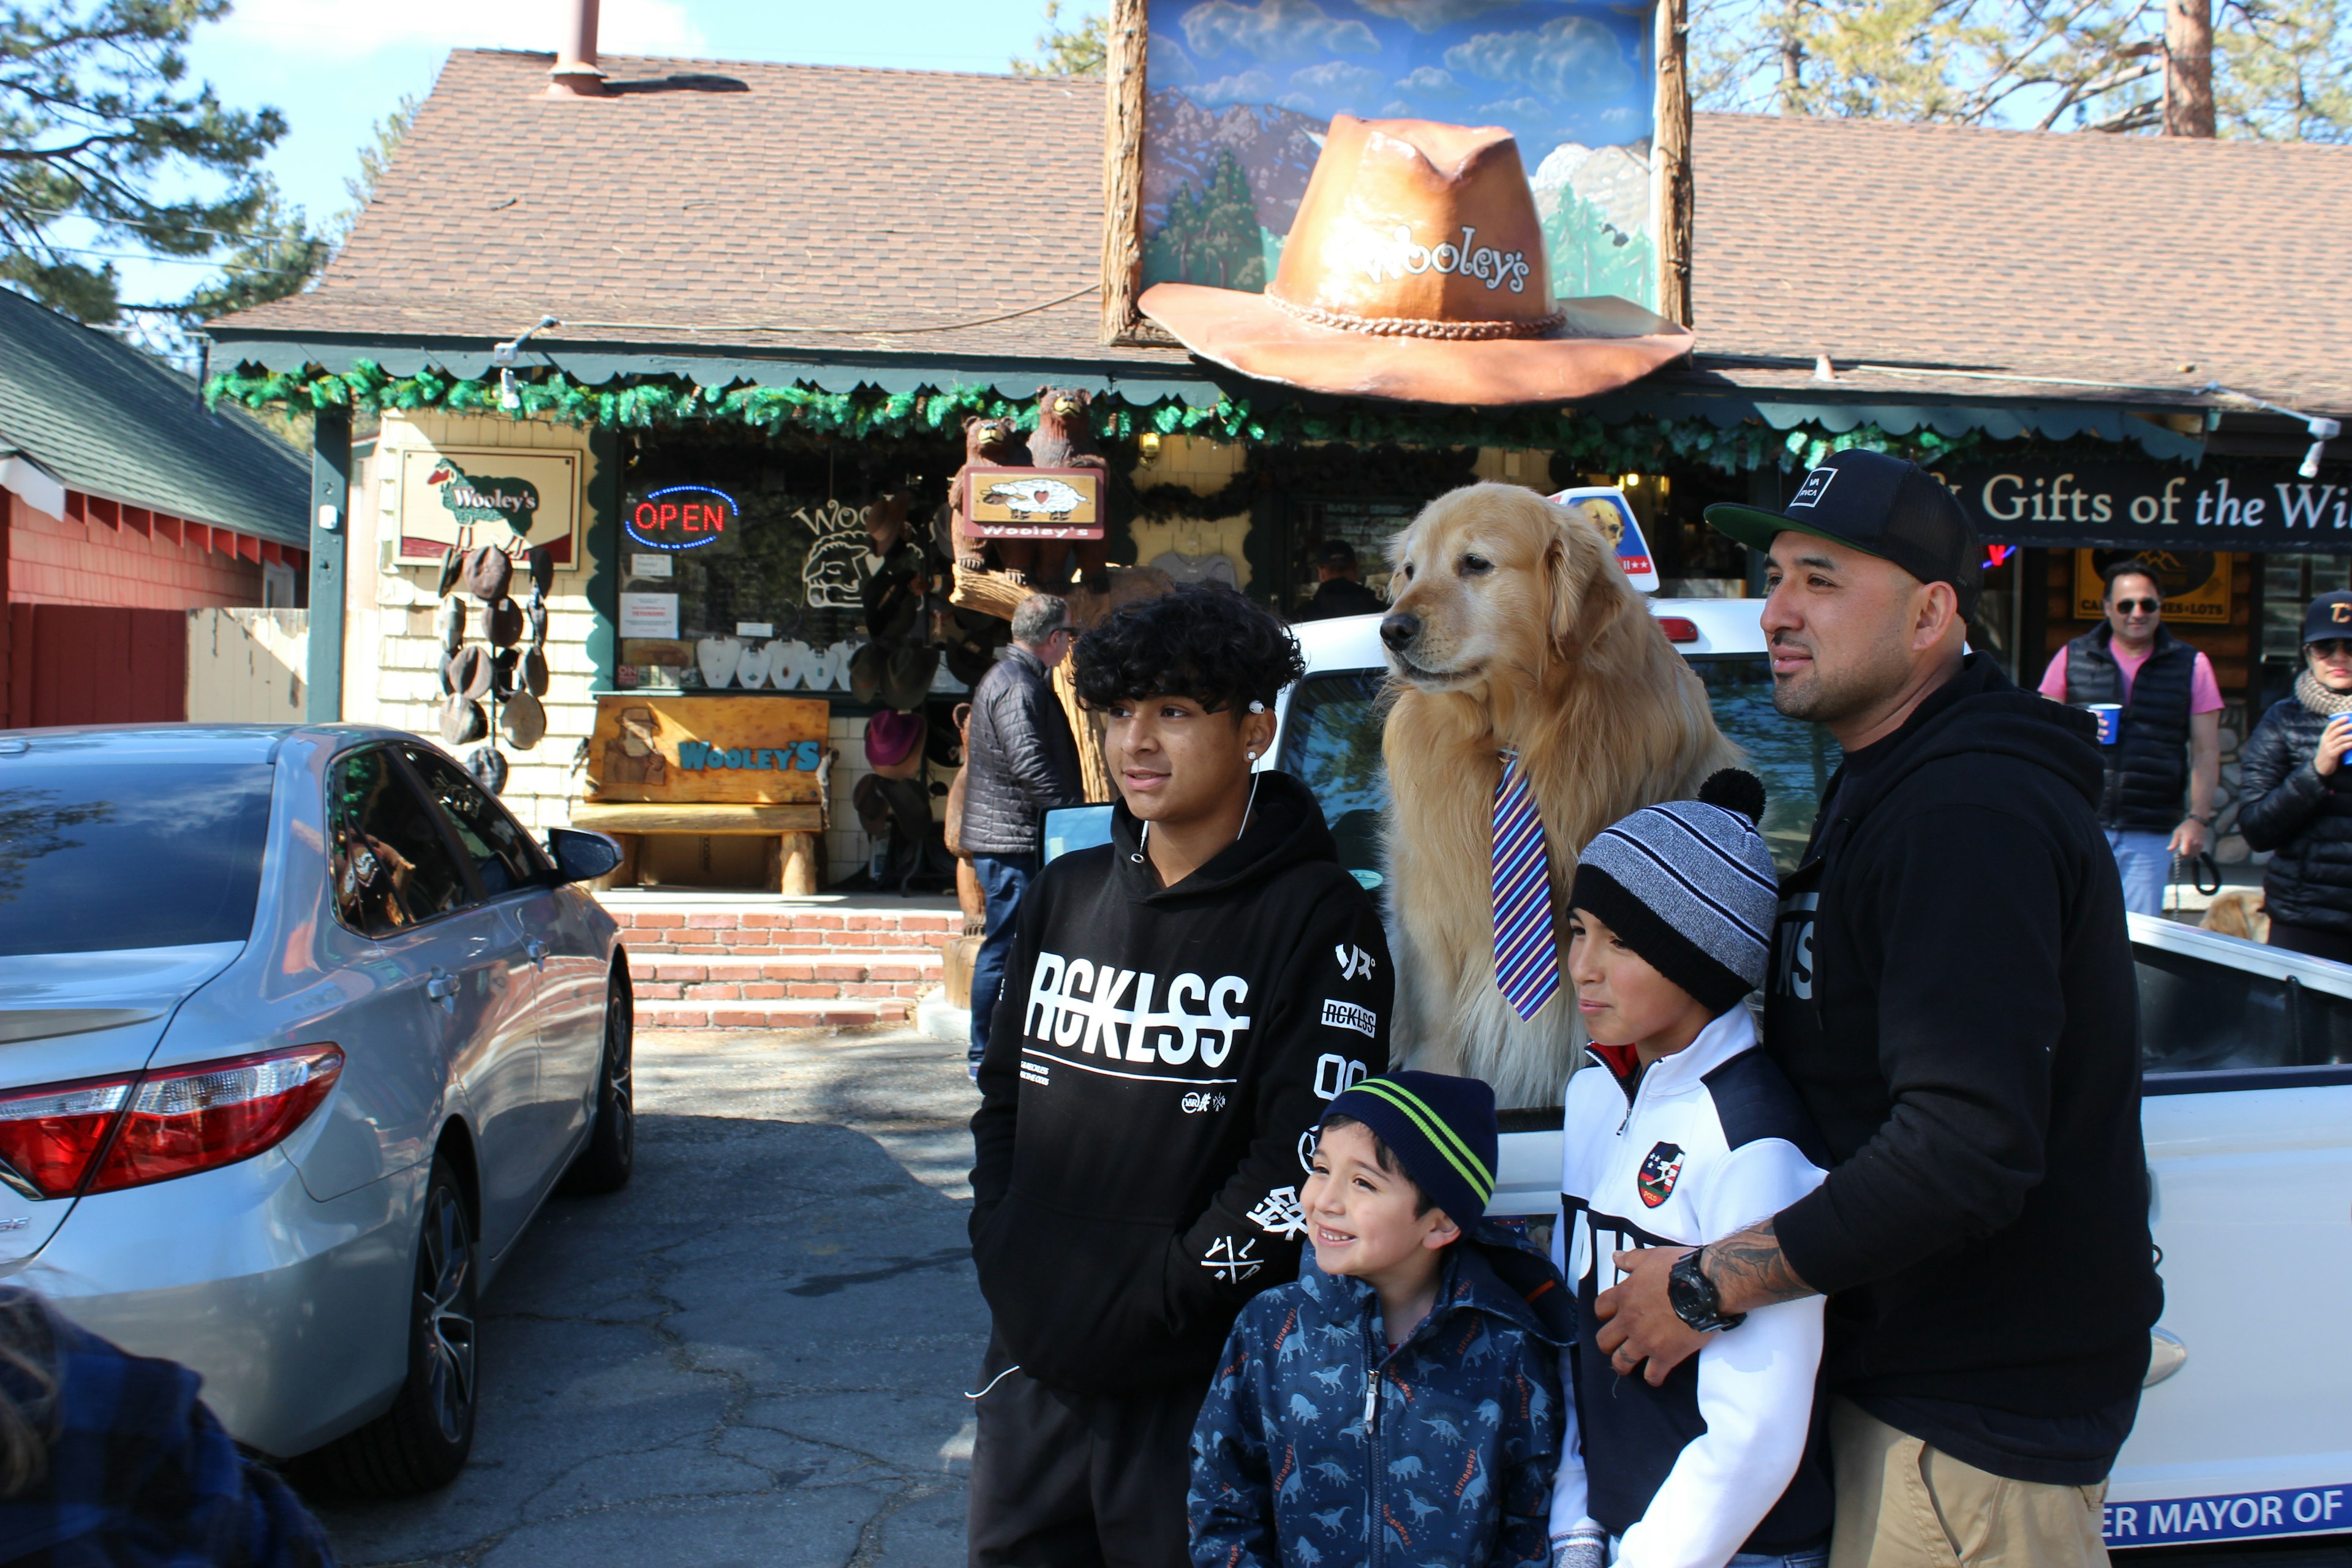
[1140,116,1691,407]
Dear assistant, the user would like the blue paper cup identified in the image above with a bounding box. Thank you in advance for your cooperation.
[2086,703,2122,745]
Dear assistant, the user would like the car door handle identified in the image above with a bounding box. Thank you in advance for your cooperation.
[525,940,549,965]
[426,968,460,1008]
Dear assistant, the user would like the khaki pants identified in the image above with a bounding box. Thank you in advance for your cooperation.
[1828,1398,2109,1568]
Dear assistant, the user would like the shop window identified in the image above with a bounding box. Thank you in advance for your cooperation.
[1283,498,1419,615]
[1687,657,1839,873]
[2263,554,2352,664]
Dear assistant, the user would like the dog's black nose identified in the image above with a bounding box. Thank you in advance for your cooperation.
[1379,613,1420,651]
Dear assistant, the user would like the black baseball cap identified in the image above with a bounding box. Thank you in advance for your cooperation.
[1706,448,1982,617]
[1314,538,1358,568]
[2303,592,2352,644]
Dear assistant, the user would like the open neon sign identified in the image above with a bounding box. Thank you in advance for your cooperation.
[627,485,737,550]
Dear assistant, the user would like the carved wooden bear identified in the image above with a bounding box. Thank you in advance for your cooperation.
[1025,387,1112,591]
[950,415,1031,578]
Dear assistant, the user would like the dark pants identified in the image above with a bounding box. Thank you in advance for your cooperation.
[965,1335,1201,1568]
[969,853,1037,1068]
[2269,920,2352,964]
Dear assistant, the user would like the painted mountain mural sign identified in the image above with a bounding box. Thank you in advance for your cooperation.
[1123,0,1667,320]
[395,447,581,565]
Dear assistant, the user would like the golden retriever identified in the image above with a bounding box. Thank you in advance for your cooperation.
[2200,888,2270,944]
[1380,483,1738,1108]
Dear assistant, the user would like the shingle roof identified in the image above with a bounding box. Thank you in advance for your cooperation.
[0,289,311,547]
[214,49,2352,413]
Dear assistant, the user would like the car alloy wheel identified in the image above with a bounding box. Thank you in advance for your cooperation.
[418,1179,477,1444]
[563,975,635,1194]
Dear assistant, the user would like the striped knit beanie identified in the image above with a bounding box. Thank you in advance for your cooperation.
[1568,771,1777,1015]
[1321,1071,1497,1229]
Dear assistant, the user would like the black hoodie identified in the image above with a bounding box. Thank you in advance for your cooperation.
[1765,655,2163,1480]
[968,771,1393,1395]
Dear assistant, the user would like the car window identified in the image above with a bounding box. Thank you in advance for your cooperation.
[402,747,545,896]
[0,760,273,957]
[326,748,472,937]
[2136,943,2352,1076]
[1686,657,1840,873]
[1276,671,1389,897]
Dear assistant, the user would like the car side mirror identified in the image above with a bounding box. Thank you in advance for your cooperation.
[545,827,624,884]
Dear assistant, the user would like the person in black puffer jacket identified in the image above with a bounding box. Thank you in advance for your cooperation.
[2239,590,2352,962]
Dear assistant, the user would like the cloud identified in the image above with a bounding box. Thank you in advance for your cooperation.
[1600,105,1640,127]
[1148,35,1201,86]
[1191,69,1280,105]
[1395,65,1459,93]
[1444,15,1635,99]
[211,0,706,58]
[1288,59,1389,101]
[1477,96,1548,119]
[1354,0,1524,31]
[1182,0,1379,63]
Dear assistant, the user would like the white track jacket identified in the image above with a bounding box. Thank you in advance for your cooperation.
[1549,1006,1833,1568]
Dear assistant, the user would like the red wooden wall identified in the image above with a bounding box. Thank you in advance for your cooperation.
[3,605,187,728]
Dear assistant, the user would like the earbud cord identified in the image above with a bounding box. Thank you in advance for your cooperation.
[1129,767,1264,866]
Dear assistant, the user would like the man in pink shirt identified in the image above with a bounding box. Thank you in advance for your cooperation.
[2038,561,2223,914]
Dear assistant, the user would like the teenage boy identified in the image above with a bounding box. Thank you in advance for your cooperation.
[966,586,1395,1568]
[1189,1072,1571,1568]
[1553,774,1834,1568]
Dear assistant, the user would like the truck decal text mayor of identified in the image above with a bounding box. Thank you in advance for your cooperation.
[2106,1484,2346,1546]
[1022,952,1251,1069]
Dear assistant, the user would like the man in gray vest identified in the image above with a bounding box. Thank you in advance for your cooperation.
[2034,561,2222,914]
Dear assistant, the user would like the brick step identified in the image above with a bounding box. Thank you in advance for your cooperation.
[624,936,956,955]
[606,911,962,937]
[635,998,913,1031]
[631,956,941,984]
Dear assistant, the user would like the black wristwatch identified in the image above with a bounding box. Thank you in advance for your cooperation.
[1668,1248,1747,1333]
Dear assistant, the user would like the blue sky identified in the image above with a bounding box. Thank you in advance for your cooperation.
[100,0,1105,312]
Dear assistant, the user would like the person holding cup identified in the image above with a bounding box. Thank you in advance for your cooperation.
[2237,591,2352,962]
[2037,561,2223,914]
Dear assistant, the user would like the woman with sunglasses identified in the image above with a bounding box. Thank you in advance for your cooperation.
[2239,591,2352,962]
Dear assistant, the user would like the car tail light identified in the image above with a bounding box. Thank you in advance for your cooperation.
[1657,617,1700,643]
[0,1045,342,1200]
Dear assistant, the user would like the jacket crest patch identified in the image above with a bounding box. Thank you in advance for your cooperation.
[1637,1142,1685,1208]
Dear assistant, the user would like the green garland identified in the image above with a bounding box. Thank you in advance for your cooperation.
[205,360,1992,477]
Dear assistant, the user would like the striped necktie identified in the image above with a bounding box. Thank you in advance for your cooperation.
[1491,749,1560,1021]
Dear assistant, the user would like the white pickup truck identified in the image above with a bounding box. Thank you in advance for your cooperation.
[1053,596,2352,1556]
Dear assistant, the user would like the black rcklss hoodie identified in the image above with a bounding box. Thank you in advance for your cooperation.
[968,772,1393,1395]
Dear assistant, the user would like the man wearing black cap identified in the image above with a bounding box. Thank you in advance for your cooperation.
[1295,540,1385,621]
[1591,449,2162,1568]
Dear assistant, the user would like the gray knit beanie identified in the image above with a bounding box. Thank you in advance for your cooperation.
[1568,771,1779,1014]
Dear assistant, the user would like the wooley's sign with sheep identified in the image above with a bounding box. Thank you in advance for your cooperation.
[395,446,581,565]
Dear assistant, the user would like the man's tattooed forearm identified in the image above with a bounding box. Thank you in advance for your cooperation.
[1698,1221,1816,1311]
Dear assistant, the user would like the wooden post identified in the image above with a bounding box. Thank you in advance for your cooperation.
[307,405,350,723]
[1100,0,1149,345]
[1653,0,1695,328]
[2164,0,2215,137]
[780,831,822,897]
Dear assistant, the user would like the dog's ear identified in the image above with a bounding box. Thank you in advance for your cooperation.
[1547,502,1623,657]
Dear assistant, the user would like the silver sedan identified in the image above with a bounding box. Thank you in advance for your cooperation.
[0,724,631,1495]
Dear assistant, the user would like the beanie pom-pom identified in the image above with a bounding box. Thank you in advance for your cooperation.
[1698,768,1767,827]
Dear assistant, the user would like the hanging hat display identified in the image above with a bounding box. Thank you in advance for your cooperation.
[500,688,547,750]
[467,745,508,794]
[486,596,524,649]
[436,595,466,654]
[883,642,941,712]
[440,693,488,746]
[437,545,465,599]
[491,646,520,700]
[864,709,926,778]
[848,641,886,705]
[445,644,494,701]
[463,545,513,603]
[526,597,549,648]
[1138,115,1692,407]
[526,546,554,601]
[522,646,550,697]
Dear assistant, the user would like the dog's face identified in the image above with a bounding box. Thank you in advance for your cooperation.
[1380,483,1618,692]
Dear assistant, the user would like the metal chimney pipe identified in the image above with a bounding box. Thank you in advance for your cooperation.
[548,0,608,96]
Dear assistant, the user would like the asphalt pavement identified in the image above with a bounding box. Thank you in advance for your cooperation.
[307,1027,988,1568]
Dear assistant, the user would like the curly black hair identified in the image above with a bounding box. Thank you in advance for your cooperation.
[1072,586,1306,714]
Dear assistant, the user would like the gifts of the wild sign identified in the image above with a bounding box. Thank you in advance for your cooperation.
[1930,458,2352,550]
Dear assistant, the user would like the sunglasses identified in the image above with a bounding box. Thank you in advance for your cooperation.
[2111,598,2161,614]
[2312,639,2352,658]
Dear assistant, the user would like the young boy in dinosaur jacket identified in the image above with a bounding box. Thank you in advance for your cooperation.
[1188,1070,1573,1568]
[965,586,1393,1568]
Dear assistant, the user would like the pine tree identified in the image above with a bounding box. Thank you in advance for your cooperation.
[0,0,298,323]
[1011,1,1107,77]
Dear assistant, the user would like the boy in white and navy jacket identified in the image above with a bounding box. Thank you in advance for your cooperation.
[1550,772,1834,1568]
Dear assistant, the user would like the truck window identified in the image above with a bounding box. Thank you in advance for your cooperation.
[2136,942,2352,1077]
[1279,657,1838,884]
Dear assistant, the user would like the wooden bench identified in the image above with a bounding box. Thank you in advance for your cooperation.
[570,801,826,895]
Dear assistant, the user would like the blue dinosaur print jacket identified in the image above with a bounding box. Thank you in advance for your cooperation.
[1188,1225,1573,1568]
